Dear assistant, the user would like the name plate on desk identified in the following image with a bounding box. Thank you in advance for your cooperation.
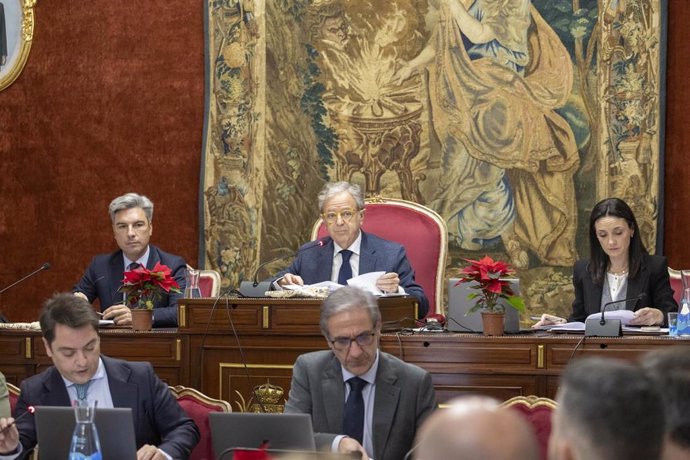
[178,296,417,334]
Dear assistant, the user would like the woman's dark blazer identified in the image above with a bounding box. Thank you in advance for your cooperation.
[570,254,678,324]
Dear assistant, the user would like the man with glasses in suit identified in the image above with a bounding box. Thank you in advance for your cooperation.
[285,286,436,460]
[274,181,428,317]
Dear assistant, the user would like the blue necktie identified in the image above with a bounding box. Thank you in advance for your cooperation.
[343,377,366,444]
[74,381,91,403]
[128,262,141,271]
[338,250,353,285]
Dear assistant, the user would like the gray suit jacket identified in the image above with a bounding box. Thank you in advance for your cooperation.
[284,350,436,460]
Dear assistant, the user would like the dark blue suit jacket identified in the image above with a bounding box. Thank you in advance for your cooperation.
[13,356,199,459]
[278,232,428,317]
[570,254,678,324]
[73,245,186,327]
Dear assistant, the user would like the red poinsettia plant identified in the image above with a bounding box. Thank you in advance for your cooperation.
[456,256,525,314]
[119,262,181,310]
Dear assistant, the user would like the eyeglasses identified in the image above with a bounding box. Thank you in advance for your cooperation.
[329,331,376,351]
[322,209,362,224]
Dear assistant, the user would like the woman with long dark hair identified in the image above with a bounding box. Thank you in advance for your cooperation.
[535,197,677,327]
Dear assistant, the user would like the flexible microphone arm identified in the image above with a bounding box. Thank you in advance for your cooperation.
[0,262,51,296]
[251,253,294,287]
[238,238,328,297]
[600,293,646,325]
[586,293,645,337]
[252,238,328,286]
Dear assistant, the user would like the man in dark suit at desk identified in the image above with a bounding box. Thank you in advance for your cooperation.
[73,192,186,327]
[285,286,436,460]
[0,293,199,459]
[275,181,429,317]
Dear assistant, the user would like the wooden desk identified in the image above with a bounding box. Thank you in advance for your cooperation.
[177,296,418,409]
[3,298,687,408]
[379,332,690,402]
[0,328,185,386]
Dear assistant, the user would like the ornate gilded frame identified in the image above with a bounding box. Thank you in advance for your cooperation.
[0,0,37,91]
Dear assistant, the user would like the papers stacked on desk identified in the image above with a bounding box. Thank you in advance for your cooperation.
[547,310,668,334]
[272,271,404,298]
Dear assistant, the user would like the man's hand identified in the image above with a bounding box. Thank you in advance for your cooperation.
[376,272,400,294]
[102,304,133,326]
[0,417,20,455]
[338,436,368,459]
[630,307,664,326]
[136,444,167,460]
[278,273,304,287]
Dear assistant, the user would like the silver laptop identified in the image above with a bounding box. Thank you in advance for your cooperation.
[210,412,316,458]
[446,278,522,333]
[34,406,137,460]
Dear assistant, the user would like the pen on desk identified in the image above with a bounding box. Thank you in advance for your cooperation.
[0,406,35,434]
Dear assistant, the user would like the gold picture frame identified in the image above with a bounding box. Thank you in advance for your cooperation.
[0,0,37,91]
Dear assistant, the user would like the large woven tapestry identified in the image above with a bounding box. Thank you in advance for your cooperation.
[201,0,665,320]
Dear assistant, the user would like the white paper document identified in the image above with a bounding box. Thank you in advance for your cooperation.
[548,309,645,333]
[346,271,386,295]
[282,271,401,298]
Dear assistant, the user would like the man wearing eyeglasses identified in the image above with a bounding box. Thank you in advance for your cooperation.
[73,193,187,327]
[275,181,429,317]
[285,286,436,460]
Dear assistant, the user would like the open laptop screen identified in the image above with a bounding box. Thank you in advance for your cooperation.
[34,406,137,460]
[210,412,316,458]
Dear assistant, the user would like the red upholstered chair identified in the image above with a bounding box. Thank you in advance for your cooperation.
[668,267,686,306]
[199,269,221,298]
[311,197,447,315]
[169,385,232,460]
[6,381,19,415]
[501,395,557,460]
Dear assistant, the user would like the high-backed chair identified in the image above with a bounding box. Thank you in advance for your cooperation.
[187,265,222,298]
[501,395,557,460]
[199,269,221,298]
[5,381,19,415]
[169,385,232,460]
[668,267,686,306]
[311,197,447,315]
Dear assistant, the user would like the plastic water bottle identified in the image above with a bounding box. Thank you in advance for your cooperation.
[69,402,102,460]
[678,288,690,336]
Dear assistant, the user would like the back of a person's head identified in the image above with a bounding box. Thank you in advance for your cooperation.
[556,357,665,460]
[643,346,690,450]
[413,396,539,460]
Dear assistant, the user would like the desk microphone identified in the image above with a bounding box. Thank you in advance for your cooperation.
[0,262,51,323]
[238,238,329,297]
[585,293,646,337]
[0,262,51,296]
